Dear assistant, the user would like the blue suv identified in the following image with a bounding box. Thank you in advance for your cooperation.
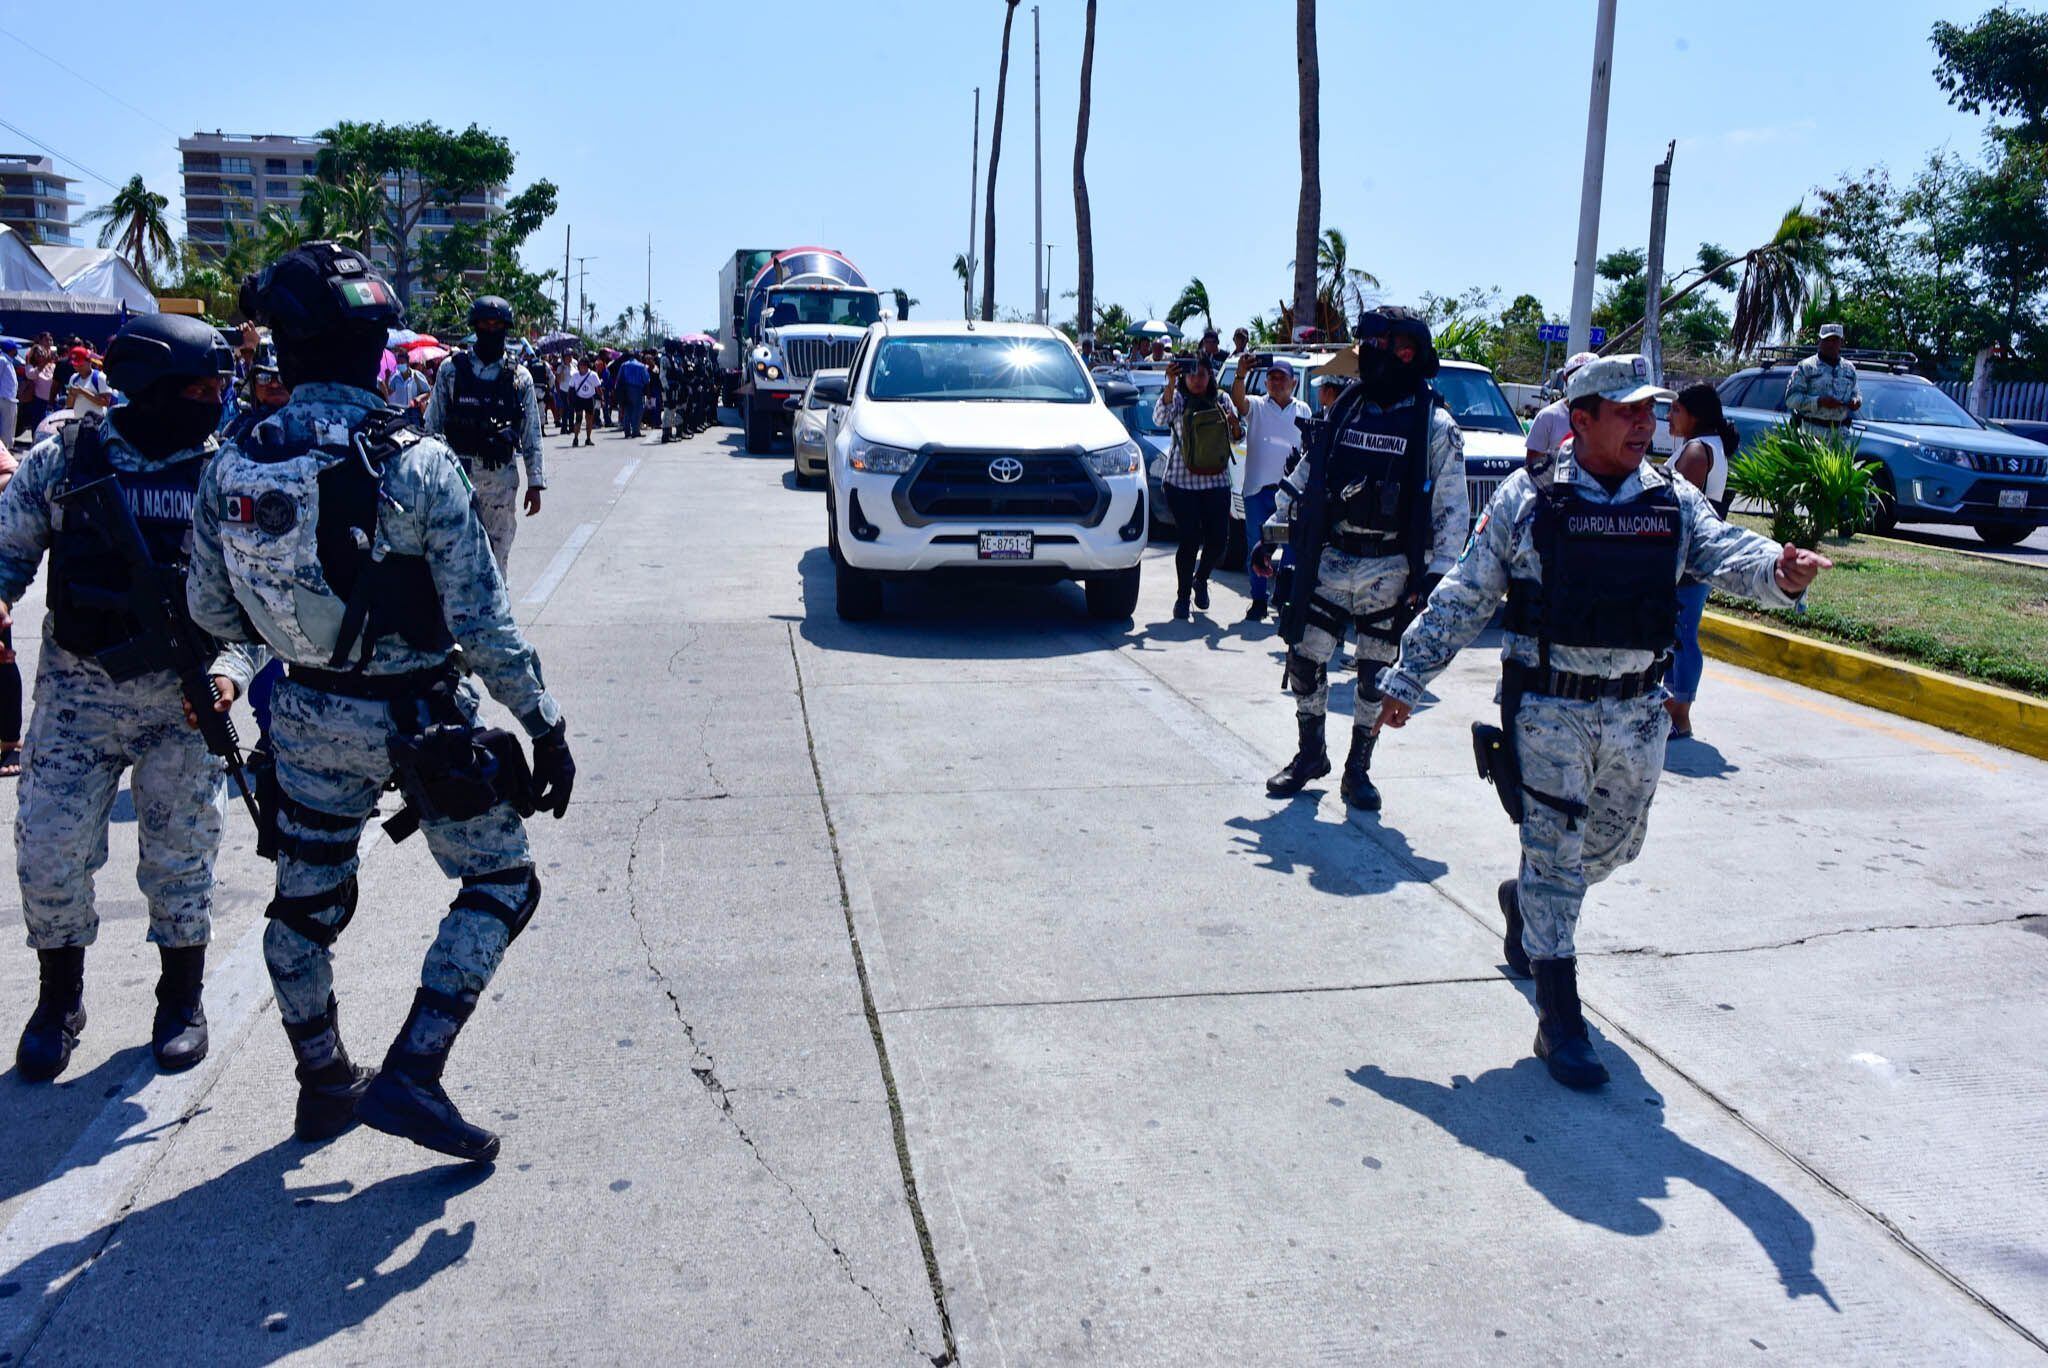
[1717,350,2048,547]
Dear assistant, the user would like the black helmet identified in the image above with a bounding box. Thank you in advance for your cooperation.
[1356,305,1439,380]
[470,295,514,327]
[240,241,403,342]
[102,314,235,398]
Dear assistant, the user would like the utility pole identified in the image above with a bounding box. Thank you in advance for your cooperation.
[967,87,980,319]
[1567,0,1617,356]
[1032,4,1044,325]
[1643,141,1675,382]
[574,255,598,338]
[562,223,571,331]
[1043,242,1055,325]
[645,234,653,348]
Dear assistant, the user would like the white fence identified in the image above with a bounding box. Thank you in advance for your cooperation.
[1937,380,2048,421]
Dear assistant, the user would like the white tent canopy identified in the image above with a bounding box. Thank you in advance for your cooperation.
[0,226,63,293]
[32,245,158,313]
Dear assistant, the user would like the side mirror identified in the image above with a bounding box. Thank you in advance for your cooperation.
[783,397,801,413]
[1097,378,1139,409]
[812,373,850,406]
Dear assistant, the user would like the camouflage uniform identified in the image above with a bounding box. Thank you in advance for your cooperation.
[1273,397,1467,724]
[423,359,544,577]
[187,382,561,1046]
[1784,354,1860,427]
[0,424,259,951]
[1379,454,1797,959]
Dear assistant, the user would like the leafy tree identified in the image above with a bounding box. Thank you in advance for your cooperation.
[408,178,561,336]
[1931,4,2048,146]
[79,174,176,288]
[1167,276,1213,332]
[892,287,916,319]
[315,120,518,305]
[1314,228,1379,336]
[952,252,973,316]
[1491,292,1557,382]
[1092,302,1135,351]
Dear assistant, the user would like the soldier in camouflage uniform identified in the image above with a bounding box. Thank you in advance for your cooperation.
[1784,322,1861,433]
[0,314,257,1081]
[423,296,545,578]
[1260,308,1468,811]
[187,243,576,1160]
[1376,356,1831,1089]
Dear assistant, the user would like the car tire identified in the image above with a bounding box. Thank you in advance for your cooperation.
[835,557,883,620]
[1084,567,1142,621]
[1866,467,1900,536]
[1220,515,1247,572]
[1973,521,2032,548]
[743,403,771,453]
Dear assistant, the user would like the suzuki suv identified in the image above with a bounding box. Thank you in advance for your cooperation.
[824,322,1148,621]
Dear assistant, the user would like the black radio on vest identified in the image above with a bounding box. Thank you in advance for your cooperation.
[442,353,520,468]
[47,418,207,674]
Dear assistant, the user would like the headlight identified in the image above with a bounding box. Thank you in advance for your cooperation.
[847,437,916,474]
[1084,439,1144,477]
[1919,445,1974,469]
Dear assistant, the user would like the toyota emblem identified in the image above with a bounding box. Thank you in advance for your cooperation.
[989,457,1025,483]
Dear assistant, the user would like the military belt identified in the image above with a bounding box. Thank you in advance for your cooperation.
[286,662,457,700]
[1328,526,1400,556]
[1524,662,1667,702]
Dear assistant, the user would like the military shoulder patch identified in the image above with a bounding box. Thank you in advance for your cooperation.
[223,493,255,524]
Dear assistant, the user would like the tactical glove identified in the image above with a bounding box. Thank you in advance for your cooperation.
[530,721,576,818]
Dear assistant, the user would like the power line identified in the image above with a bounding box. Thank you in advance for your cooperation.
[0,26,182,135]
[0,113,187,228]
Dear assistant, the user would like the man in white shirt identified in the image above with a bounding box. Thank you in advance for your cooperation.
[66,355,113,414]
[1230,356,1313,622]
[1524,351,1598,463]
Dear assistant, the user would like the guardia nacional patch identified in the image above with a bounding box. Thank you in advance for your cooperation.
[254,490,298,535]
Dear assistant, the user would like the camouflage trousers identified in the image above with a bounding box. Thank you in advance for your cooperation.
[14,641,224,950]
[263,676,536,1038]
[1292,545,1414,726]
[1513,691,1669,960]
[461,458,521,579]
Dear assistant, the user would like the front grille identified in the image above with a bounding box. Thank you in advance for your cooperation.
[901,451,1105,524]
[1467,477,1504,521]
[1970,452,2048,477]
[783,338,859,379]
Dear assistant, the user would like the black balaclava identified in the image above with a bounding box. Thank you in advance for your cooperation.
[1354,308,1439,406]
[474,331,507,364]
[276,322,386,394]
[112,379,222,460]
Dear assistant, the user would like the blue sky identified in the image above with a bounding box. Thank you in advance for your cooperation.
[1,1,2001,339]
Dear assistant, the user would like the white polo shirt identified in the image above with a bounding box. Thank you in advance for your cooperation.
[1241,392,1313,494]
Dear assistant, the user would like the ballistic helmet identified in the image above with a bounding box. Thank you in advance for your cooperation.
[240,241,403,342]
[470,295,514,328]
[102,314,235,399]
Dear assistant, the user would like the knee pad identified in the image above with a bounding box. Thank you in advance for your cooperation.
[265,876,359,949]
[452,865,541,942]
[1285,650,1327,699]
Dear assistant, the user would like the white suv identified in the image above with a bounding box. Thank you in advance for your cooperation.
[823,321,1148,621]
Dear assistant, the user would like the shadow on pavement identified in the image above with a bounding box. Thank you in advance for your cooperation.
[1664,736,1740,779]
[1,1137,491,1363]
[795,546,1125,663]
[0,1046,157,1206]
[1225,794,1450,895]
[1347,1044,1838,1310]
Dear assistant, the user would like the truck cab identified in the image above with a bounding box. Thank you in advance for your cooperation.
[743,281,884,451]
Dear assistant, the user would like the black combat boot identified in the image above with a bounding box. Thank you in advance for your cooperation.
[1532,957,1609,1090]
[356,989,500,1163]
[151,945,209,1072]
[1339,728,1381,811]
[1497,879,1532,979]
[1266,715,1331,796]
[16,947,87,1082]
[287,998,374,1142]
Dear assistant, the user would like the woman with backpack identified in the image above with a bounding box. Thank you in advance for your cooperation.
[1665,383,1739,740]
[1151,356,1243,620]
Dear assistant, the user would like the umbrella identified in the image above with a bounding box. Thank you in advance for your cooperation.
[398,335,442,352]
[1130,319,1181,338]
[677,332,715,345]
[409,344,451,365]
[386,328,420,347]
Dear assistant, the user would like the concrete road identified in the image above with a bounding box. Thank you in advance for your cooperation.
[1890,518,2048,565]
[1,417,2043,1365]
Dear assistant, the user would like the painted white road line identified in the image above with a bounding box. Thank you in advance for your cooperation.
[613,458,642,489]
[521,522,598,606]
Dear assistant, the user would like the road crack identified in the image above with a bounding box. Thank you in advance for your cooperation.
[623,798,943,1365]
[1593,913,2046,960]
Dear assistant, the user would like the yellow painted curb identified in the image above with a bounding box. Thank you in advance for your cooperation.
[1699,610,2048,761]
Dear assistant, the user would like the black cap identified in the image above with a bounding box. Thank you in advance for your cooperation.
[102,314,235,397]
[241,241,403,342]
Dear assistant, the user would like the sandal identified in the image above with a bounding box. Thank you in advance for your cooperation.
[0,746,21,778]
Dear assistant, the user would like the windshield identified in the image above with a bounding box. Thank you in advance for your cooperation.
[764,289,879,329]
[868,336,1093,403]
[1861,377,1981,429]
[1430,368,1522,434]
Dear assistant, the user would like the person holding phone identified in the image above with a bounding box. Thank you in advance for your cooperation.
[1231,354,1311,623]
[1152,357,1243,620]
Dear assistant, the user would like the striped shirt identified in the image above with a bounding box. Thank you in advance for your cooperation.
[1151,386,1238,490]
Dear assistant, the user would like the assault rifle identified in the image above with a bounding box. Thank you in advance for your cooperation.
[52,475,264,832]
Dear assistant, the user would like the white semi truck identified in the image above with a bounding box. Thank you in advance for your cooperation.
[717,246,885,452]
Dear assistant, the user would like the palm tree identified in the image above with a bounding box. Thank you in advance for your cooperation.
[892,287,917,319]
[1093,302,1135,352]
[259,204,310,259]
[1292,0,1321,341]
[80,174,176,288]
[1314,228,1380,333]
[1167,277,1214,333]
[1073,0,1098,352]
[981,0,1022,322]
[1599,204,1832,356]
[953,252,973,316]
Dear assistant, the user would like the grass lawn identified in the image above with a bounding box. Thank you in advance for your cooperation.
[1710,516,2048,697]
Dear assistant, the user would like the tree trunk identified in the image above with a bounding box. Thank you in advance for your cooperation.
[1597,253,1747,354]
[1292,0,1321,341]
[1073,0,1097,351]
[982,0,1020,322]
[1968,344,1997,416]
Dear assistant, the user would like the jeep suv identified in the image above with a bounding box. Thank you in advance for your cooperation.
[823,322,1147,621]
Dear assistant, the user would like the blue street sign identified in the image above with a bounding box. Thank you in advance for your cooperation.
[1590,326,1608,345]
[1536,324,1609,346]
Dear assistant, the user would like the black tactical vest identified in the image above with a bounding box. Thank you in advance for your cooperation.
[48,417,207,672]
[443,354,519,466]
[1505,471,1683,655]
[1325,393,1434,543]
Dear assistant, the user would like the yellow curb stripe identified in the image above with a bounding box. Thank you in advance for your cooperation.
[1699,610,2048,763]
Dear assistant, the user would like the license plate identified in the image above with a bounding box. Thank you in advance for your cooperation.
[978,531,1034,560]
[1998,489,2028,509]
